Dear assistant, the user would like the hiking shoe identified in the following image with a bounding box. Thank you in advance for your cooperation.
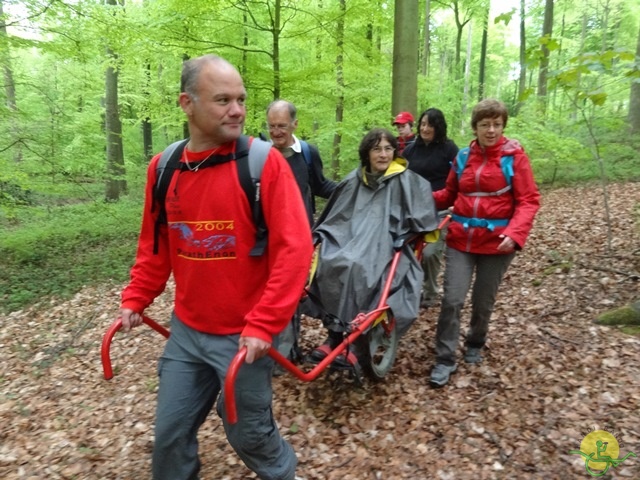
[464,347,483,364]
[420,299,434,309]
[331,350,360,370]
[429,363,457,387]
[309,343,332,364]
[420,295,435,309]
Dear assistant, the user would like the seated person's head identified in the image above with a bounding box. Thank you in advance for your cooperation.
[359,128,398,174]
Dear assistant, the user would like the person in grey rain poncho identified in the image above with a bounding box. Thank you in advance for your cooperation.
[305,128,439,366]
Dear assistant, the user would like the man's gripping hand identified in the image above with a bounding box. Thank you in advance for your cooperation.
[239,336,271,364]
[120,308,144,332]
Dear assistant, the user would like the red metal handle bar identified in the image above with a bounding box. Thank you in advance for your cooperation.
[224,347,247,425]
[224,304,388,424]
[438,214,452,230]
[375,248,403,311]
[101,315,170,380]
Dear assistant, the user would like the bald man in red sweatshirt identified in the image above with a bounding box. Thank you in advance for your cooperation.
[118,54,313,480]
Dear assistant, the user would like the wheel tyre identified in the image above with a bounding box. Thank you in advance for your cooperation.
[355,318,398,381]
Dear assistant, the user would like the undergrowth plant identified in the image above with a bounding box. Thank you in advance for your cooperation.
[0,198,143,313]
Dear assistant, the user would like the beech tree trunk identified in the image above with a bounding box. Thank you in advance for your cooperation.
[330,0,345,181]
[1,0,21,162]
[104,0,126,201]
[537,0,554,115]
[421,0,431,76]
[142,62,153,161]
[515,0,527,115]
[629,23,640,134]
[392,0,419,117]
[461,21,472,132]
[478,6,489,101]
[272,0,282,99]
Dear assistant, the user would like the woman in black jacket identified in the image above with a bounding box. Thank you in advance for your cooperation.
[403,108,459,309]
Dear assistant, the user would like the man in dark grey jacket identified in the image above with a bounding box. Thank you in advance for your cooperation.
[266,100,337,225]
[266,100,338,369]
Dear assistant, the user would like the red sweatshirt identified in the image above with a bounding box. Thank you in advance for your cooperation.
[433,136,540,254]
[121,138,313,343]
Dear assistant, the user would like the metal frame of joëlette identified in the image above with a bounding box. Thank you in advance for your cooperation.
[101,247,403,423]
[101,216,451,425]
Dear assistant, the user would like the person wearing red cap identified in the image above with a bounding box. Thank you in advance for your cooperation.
[392,111,416,155]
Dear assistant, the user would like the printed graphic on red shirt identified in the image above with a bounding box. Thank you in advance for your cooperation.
[169,220,237,260]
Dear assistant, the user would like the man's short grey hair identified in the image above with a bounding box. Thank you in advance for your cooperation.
[266,100,297,121]
[181,54,226,97]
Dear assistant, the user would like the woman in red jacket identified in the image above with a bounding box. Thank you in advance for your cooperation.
[429,99,540,387]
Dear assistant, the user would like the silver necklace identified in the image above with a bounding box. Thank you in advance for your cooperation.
[184,146,219,172]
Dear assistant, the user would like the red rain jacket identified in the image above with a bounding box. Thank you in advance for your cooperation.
[433,136,540,254]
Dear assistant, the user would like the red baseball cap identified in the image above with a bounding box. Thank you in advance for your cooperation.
[393,112,414,125]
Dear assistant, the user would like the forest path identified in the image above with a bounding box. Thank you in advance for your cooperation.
[1,182,639,479]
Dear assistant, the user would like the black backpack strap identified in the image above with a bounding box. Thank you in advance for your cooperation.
[236,135,272,257]
[153,139,188,255]
[152,136,271,257]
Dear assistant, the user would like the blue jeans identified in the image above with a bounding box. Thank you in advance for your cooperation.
[152,314,297,480]
[434,247,515,365]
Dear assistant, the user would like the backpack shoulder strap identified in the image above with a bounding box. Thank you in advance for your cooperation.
[454,147,470,180]
[235,135,253,201]
[236,135,272,257]
[455,147,514,187]
[153,139,189,255]
[300,140,312,168]
[155,139,188,203]
[500,155,514,186]
[248,137,272,182]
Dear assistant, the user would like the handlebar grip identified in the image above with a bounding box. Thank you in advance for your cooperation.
[101,315,170,380]
[224,347,248,425]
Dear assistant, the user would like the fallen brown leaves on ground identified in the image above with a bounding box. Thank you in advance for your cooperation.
[1,182,639,480]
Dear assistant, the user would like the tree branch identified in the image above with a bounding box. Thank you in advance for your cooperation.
[1,0,54,28]
[576,262,640,280]
[539,327,582,345]
[0,139,25,153]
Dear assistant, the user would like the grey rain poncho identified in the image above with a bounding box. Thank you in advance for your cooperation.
[304,158,438,336]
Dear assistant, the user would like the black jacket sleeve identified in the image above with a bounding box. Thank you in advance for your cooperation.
[308,144,338,200]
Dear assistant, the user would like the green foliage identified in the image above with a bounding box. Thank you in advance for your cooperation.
[507,115,589,185]
[0,198,143,313]
[2,0,637,186]
[506,109,640,186]
[1,0,639,312]
[551,47,637,107]
[494,9,517,27]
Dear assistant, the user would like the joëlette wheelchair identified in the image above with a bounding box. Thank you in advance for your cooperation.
[101,217,450,424]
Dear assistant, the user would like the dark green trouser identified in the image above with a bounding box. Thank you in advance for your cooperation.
[421,211,449,305]
[152,314,297,480]
[435,248,515,365]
